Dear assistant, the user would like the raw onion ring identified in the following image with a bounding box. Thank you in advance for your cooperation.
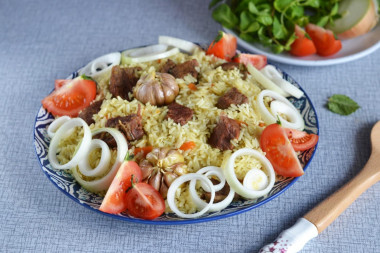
[71,128,128,192]
[77,139,111,177]
[78,52,121,78]
[121,44,180,64]
[48,118,92,170]
[224,148,275,199]
[167,173,215,219]
[47,116,72,138]
[257,89,305,130]
[189,166,235,212]
[158,36,199,54]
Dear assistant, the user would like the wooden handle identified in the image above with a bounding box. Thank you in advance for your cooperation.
[304,154,380,233]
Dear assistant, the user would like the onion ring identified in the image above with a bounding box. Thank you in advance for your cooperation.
[48,118,92,170]
[224,148,275,199]
[167,173,215,219]
[77,139,111,177]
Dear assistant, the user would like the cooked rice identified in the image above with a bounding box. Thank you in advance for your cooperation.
[56,48,270,214]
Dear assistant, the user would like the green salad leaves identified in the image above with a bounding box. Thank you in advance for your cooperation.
[327,94,360,116]
[209,0,341,53]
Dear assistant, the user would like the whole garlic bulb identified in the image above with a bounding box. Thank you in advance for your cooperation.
[133,71,179,106]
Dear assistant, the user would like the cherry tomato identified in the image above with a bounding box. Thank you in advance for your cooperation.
[290,25,317,57]
[285,128,319,152]
[54,79,71,90]
[42,76,96,117]
[125,182,165,220]
[305,24,342,57]
[260,123,304,177]
[206,31,237,61]
[99,160,142,214]
[233,53,267,70]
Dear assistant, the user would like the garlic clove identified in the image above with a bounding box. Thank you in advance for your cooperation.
[163,172,178,187]
[148,170,162,191]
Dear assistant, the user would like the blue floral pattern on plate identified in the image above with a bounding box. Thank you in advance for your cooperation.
[33,57,319,225]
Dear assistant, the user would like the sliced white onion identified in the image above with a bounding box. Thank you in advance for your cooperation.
[247,64,288,97]
[121,44,180,64]
[78,52,121,78]
[270,100,305,130]
[77,139,111,177]
[260,65,304,99]
[47,116,72,138]
[224,148,275,199]
[257,89,305,130]
[158,36,199,54]
[48,118,92,170]
[71,128,128,192]
[167,174,215,219]
[243,168,269,191]
[189,166,235,212]
[195,166,225,192]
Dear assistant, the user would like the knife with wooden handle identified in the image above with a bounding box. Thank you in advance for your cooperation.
[259,121,380,253]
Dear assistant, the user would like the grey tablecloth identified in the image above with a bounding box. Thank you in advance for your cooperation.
[1,0,380,252]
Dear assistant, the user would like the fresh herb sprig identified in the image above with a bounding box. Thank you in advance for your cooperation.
[210,0,341,54]
[327,94,360,116]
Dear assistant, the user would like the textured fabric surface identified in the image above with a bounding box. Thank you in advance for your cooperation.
[1,0,380,252]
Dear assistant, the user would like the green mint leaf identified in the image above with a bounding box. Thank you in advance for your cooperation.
[209,0,222,9]
[330,3,339,16]
[272,16,287,39]
[239,11,255,31]
[274,0,294,12]
[257,14,273,26]
[248,2,259,15]
[239,33,256,43]
[316,16,329,27]
[212,4,238,29]
[327,94,360,116]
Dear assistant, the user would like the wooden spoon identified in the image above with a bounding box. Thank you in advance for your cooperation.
[259,121,380,253]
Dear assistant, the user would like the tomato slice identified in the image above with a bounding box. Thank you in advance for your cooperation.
[99,160,142,214]
[54,79,71,90]
[260,124,303,177]
[305,24,342,57]
[42,76,97,117]
[285,128,319,152]
[206,31,237,61]
[233,53,267,70]
[290,25,317,57]
[125,182,165,220]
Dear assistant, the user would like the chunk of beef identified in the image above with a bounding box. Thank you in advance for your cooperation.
[163,59,199,79]
[220,62,239,71]
[105,114,144,142]
[208,116,240,151]
[159,59,176,73]
[93,132,119,149]
[78,99,103,125]
[203,179,240,202]
[216,87,248,109]
[109,66,141,100]
[166,102,194,125]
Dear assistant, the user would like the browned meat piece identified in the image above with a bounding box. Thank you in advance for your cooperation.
[109,66,141,100]
[166,102,194,125]
[106,114,144,142]
[216,87,248,109]
[220,62,239,71]
[163,59,199,78]
[208,116,240,151]
[78,100,103,125]
[93,132,119,149]
[159,59,176,73]
[204,179,240,202]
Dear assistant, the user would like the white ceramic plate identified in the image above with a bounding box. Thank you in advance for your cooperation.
[224,24,380,66]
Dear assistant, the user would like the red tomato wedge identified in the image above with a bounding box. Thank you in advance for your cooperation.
[285,128,319,152]
[305,24,342,57]
[99,159,142,214]
[54,79,71,90]
[260,124,304,177]
[290,25,317,57]
[233,53,267,70]
[206,31,237,61]
[125,182,165,220]
[42,76,96,117]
